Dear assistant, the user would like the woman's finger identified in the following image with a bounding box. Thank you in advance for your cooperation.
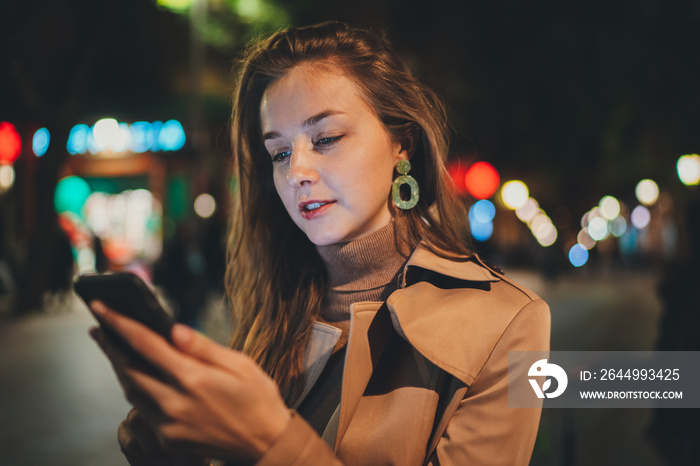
[89,301,188,376]
[170,324,251,374]
[90,326,172,416]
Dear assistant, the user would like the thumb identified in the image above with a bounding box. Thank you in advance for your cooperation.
[171,324,246,371]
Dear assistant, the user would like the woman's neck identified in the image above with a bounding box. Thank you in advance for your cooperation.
[315,222,408,323]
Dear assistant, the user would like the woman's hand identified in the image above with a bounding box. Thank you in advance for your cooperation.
[88,301,291,463]
[118,408,206,466]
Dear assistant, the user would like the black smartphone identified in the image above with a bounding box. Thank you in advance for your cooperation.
[73,272,175,342]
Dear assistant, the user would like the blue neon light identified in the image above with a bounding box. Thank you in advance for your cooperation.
[32,128,50,157]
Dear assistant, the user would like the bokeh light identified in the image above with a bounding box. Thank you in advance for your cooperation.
[32,128,50,157]
[569,243,589,267]
[588,217,609,241]
[599,196,620,220]
[0,164,15,192]
[500,180,529,210]
[0,122,21,165]
[129,121,154,153]
[516,198,539,222]
[471,199,496,223]
[194,193,216,219]
[468,201,494,241]
[630,205,651,230]
[635,179,659,205]
[92,118,120,150]
[577,229,596,250]
[469,218,493,242]
[534,221,557,247]
[464,161,500,200]
[677,154,700,186]
[67,124,90,155]
[157,120,186,151]
[54,176,92,216]
[608,216,628,237]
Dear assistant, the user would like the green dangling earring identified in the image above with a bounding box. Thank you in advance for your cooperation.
[392,159,419,210]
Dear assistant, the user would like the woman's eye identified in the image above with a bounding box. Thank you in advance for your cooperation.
[313,135,343,148]
[271,150,291,163]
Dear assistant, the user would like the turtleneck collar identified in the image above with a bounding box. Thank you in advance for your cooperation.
[316,222,409,292]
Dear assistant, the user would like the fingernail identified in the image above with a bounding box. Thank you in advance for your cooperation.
[172,324,193,346]
[91,301,106,316]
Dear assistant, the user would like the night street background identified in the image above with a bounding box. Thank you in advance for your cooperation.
[1,0,699,464]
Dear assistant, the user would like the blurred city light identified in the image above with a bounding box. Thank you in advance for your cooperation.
[0,164,15,193]
[67,119,186,155]
[569,243,589,267]
[534,221,557,247]
[516,198,539,222]
[194,193,216,218]
[471,199,496,223]
[599,195,620,220]
[500,180,529,210]
[577,229,596,250]
[587,217,609,241]
[54,176,92,216]
[468,202,493,241]
[84,192,111,238]
[67,124,90,155]
[84,189,163,266]
[630,205,651,230]
[129,121,154,153]
[0,122,21,165]
[469,217,493,242]
[32,127,50,157]
[92,118,132,153]
[157,120,186,151]
[92,118,120,149]
[529,212,550,234]
[608,215,627,237]
[464,161,500,200]
[157,0,192,11]
[635,179,659,205]
[677,154,700,186]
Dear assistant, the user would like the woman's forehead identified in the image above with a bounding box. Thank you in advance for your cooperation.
[260,64,371,131]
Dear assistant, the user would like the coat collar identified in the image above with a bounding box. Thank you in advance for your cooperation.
[401,242,500,286]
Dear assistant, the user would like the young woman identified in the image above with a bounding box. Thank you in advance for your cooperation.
[89,21,550,466]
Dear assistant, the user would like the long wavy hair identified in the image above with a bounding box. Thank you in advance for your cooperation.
[227,21,471,404]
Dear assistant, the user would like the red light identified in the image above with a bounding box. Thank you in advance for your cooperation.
[464,161,500,200]
[0,122,22,165]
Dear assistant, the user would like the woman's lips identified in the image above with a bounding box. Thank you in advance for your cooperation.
[299,200,336,220]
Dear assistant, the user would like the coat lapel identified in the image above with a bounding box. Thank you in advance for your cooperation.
[334,301,392,450]
[332,245,506,452]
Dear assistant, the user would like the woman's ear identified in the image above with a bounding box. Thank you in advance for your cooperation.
[395,132,417,163]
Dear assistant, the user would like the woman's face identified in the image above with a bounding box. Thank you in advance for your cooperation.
[260,64,407,246]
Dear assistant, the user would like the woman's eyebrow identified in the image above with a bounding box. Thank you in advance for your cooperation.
[262,110,346,141]
[303,110,345,127]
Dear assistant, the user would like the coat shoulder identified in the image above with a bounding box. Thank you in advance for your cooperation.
[386,257,550,385]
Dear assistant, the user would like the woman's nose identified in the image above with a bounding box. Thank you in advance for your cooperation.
[286,146,319,188]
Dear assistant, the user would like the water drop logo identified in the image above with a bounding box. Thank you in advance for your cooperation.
[528,359,568,399]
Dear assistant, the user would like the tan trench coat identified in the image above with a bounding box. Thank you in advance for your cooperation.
[256,244,551,465]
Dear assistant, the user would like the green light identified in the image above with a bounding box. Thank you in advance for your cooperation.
[54,176,92,216]
[157,0,192,12]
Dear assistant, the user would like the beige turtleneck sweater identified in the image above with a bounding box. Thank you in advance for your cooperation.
[297,222,408,435]
[315,221,409,349]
